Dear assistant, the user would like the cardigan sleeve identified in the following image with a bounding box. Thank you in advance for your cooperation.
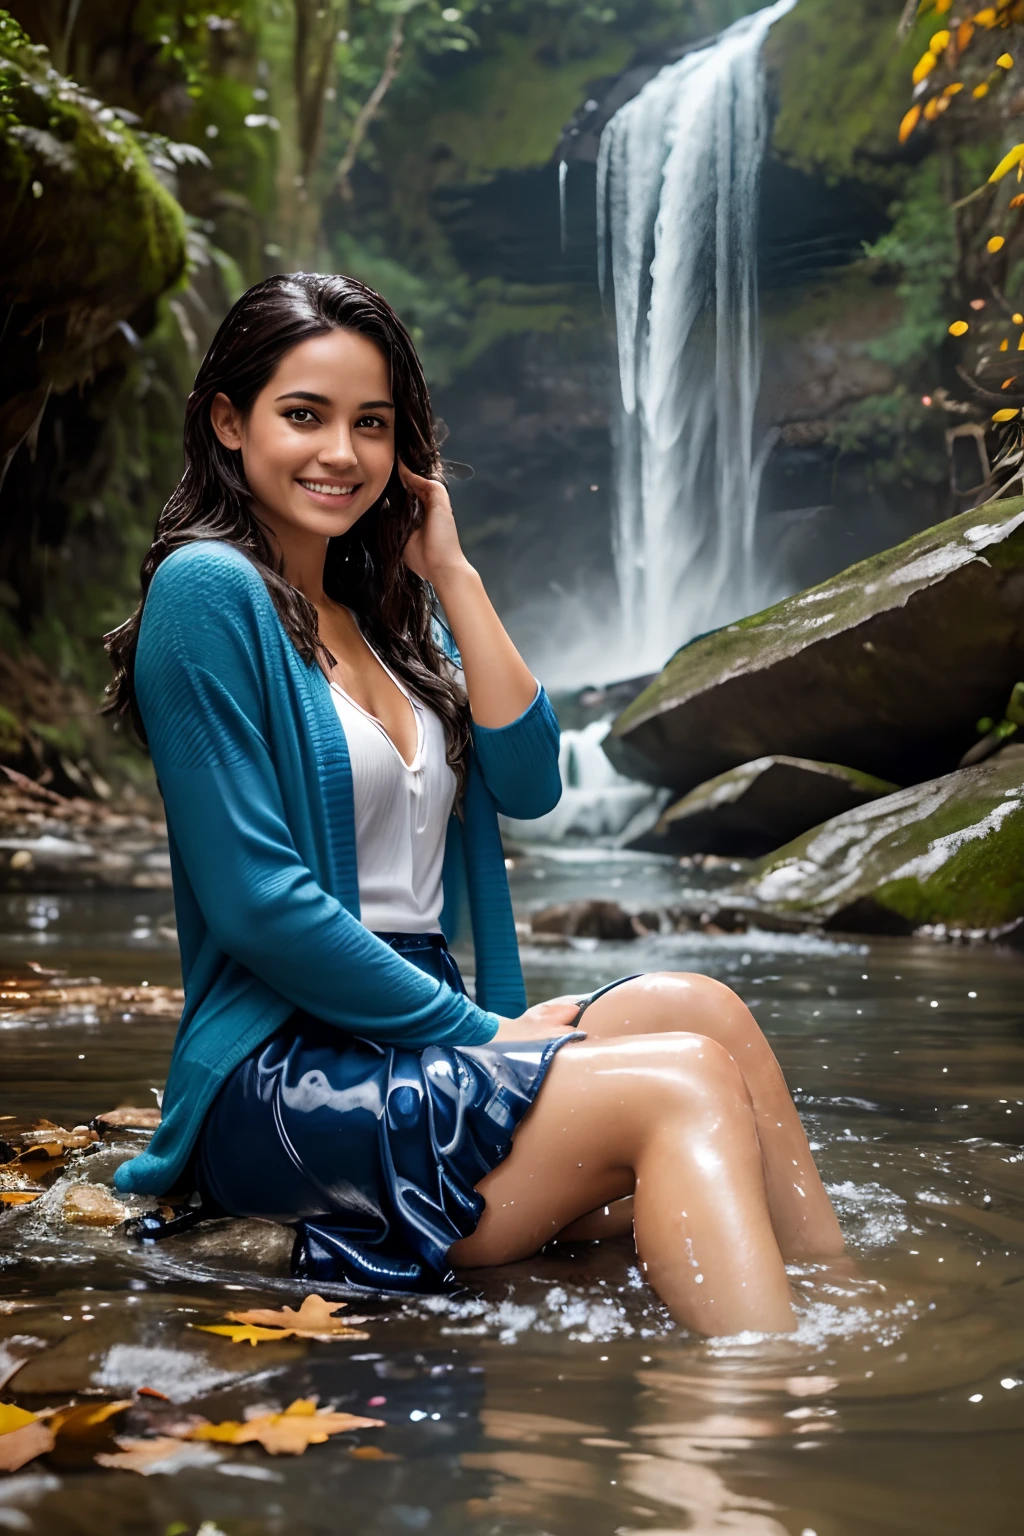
[137,545,500,1048]
[470,686,563,819]
[431,612,563,820]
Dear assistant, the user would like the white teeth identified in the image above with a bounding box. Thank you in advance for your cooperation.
[300,481,356,497]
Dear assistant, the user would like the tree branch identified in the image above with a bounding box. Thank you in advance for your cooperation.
[336,12,405,202]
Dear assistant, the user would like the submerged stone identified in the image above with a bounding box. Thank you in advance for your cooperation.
[606,498,1024,792]
[745,745,1024,935]
[62,1183,127,1226]
[632,755,897,857]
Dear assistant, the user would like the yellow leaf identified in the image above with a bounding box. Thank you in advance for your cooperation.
[949,320,969,335]
[988,235,1007,251]
[957,19,975,49]
[189,1398,385,1456]
[1018,331,1024,349]
[49,1400,132,1443]
[998,52,1014,67]
[1001,337,1010,350]
[936,0,953,10]
[0,1192,40,1205]
[912,49,938,84]
[973,81,990,97]
[0,1404,38,1435]
[899,104,923,142]
[944,81,964,95]
[1002,376,1017,388]
[992,407,1019,420]
[930,28,951,51]
[1014,312,1024,322]
[194,1323,296,1346]
[350,1444,400,1460]
[989,143,1024,182]
[224,1293,369,1341]
[975,7,998,25]
[1011,195,1024,208]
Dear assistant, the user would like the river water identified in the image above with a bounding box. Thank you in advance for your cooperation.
[1,852,1022,1534]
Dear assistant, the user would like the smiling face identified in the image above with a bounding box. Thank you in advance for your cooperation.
[209,327,396,563]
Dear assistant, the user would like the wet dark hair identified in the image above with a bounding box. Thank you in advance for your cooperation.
[103,271,471,798]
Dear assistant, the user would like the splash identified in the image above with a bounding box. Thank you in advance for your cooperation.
[598,0,797,674]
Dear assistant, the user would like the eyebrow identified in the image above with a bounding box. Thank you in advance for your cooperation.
[274,390,395,408]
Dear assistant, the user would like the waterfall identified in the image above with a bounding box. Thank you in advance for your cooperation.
[500,720,666,845]
[597,0,796,674]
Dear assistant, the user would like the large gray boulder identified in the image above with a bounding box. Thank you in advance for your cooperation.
[743,745,1024,936]
[633,756,897,857]
[605,498,1024,792]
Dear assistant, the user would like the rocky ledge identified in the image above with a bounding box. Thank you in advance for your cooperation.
[606,498,1024,793]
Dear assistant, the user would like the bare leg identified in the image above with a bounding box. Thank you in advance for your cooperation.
[450,1033,796,1337]
[574,973,843,1261]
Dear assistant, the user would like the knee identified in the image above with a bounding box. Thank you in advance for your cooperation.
[657,972,769,1056]
[651,1035,753,1121]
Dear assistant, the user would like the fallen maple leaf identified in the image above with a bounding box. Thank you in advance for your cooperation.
[224,1292,370,1339]
[95,1435,224,1476]
[193,1323,300,1347]
[49,1400,133,1441]
[188,1397,384,1456]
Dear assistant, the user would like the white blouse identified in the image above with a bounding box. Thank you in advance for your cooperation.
[328,644,456,934]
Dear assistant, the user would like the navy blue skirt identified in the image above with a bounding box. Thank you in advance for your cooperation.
[195,932,584,1293]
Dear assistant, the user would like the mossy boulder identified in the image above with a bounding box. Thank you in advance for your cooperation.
[0,14,187,460]
[606,498,1024,792]
[746,746,1024,937]
[634,756,897,859]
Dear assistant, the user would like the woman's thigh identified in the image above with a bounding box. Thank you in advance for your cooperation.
[449,1028,744,1268]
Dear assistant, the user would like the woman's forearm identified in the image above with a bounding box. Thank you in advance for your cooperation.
[431,559,537,728]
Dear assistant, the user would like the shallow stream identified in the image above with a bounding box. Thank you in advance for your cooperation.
[1,853,1022,1534]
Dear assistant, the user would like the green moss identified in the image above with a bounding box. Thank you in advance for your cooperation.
[765,0,926,187]
[0,14,187,320]
[615,496,1024,732]
[426,31,631,182]
[751,750,1024,931]
[0,703,21,755]
[459,287,580,367]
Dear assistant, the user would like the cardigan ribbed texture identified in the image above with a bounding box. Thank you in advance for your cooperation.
[112,540,562,1197]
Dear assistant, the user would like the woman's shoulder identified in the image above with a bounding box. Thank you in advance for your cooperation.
[145,541,274,630]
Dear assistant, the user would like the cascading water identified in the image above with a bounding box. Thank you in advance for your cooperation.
[598,0,796,675]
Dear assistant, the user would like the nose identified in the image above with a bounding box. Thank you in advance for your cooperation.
[318,424,359,471]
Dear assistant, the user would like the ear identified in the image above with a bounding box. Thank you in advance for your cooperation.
[210,392,244,451]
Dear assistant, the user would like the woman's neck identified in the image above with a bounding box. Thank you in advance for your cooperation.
[256,506,329,604]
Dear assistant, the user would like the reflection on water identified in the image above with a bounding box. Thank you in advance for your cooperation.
[1,859,1022,1534]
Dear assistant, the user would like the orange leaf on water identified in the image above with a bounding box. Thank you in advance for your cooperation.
[224,1293,370,1340]
[188,1397,385,1456]
[95,1435,224,1476]
[0,1418,54,1473]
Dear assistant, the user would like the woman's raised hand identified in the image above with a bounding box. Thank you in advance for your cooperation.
[397,457,468,586]
[491,998,582,1043]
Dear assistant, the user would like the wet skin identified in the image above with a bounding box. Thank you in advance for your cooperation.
[210,327,843,1335]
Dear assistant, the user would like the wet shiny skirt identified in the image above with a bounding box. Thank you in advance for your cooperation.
[195,932,583,1293]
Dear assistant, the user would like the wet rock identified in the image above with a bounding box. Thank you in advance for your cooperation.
[530,900,642,942]
[93,1106,162,1132]
[631,755,898,857]
[62,1183,127,1226]
[745,745,1024,936]
[606,498,1024,792]
[0,768,169,892]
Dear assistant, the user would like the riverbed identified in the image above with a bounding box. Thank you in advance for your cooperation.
[2,851,1022,1534]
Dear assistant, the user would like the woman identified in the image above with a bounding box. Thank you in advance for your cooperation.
[106,272,843,1337]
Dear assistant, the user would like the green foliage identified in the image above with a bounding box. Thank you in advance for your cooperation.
[826,388,945,484]
[765,0,926,186]
[863,156,958,370]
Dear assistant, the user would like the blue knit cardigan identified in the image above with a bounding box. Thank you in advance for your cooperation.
[113,540,562,1196]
